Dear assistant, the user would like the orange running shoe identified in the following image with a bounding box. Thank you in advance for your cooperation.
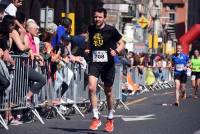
[89,118,101,130]
[104,119,114,133]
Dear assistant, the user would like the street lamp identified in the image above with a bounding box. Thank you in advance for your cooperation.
[148,6,161,54]
[160,16,170,54]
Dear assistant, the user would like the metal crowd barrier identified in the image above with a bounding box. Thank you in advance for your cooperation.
[34,62,128,117]
[0,55,45,130]
[95,64,129,111]
[0,55,30,130]
[127,66,174,95]
[32,62,89,118]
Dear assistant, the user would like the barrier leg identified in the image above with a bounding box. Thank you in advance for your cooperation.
[0,114,9,130]
[163,83,170,89]
[119,100,129,110]
[72,104,85,117]
[142,85,150,92]
[31,108,45,124]
[114,99,129,110]
[167,82,174,88]
[155,83,162,90]
[53,106,66,120]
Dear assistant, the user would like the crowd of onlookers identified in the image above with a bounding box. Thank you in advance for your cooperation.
[0,0,89,125]
[120,50,172,68]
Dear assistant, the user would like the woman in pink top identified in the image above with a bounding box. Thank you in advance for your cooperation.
[24,21,43,64]
[23,20,46,103]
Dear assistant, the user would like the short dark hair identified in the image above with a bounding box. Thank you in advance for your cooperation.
[94,7,107,18]
[61,17,72,29]
[1,15,15,33]
[0,4,6,13]
[79,23,88,34]
[16,11,26,24]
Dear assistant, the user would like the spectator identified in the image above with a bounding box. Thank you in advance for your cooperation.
[1,15,46,106]
[0,4,6,22]
[24,20,43,63]
[0,48,10,94]
[71,24,89,57]
[15,11,26,41]
[4,0,22,17]
[51,17,72,48]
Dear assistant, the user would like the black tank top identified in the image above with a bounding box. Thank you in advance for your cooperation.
[10,42,25,55]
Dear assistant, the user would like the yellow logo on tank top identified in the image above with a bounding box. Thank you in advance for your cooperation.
[93,33,103,47]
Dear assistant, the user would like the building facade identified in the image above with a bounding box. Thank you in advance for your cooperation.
[17,0,103,34]
[162,0,187,40]
[187,0,200,50]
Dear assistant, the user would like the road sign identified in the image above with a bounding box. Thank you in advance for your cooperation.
[137,15,149,29]
[40,7,54,28]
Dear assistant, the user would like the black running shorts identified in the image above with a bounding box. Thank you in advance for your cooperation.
[174,73,187,83]
[88,62,115,87]
[191,72,200,80]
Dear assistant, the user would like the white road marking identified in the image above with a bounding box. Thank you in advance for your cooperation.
[101,114,156,122]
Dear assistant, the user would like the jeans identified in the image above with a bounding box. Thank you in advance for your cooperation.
[0,72,10,92]
[28,68,46,94]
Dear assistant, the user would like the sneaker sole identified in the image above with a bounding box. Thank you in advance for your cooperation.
[89,122,102,130]
[104,128,114,133]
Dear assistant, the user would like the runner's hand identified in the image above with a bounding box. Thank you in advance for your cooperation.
[183,66,187,71]
[84,49,90,54]
[3,50,15,65]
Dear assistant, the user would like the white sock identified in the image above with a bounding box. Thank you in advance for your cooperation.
[92,108,99,119]
[108,109,114,119]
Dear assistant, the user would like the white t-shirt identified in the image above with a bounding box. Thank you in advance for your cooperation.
[4,3,17,17]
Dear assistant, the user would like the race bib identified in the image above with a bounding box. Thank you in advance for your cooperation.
[176,64,184,71]
[92,51,108,62]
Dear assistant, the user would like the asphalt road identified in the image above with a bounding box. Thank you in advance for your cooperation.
[1,87,200,134]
